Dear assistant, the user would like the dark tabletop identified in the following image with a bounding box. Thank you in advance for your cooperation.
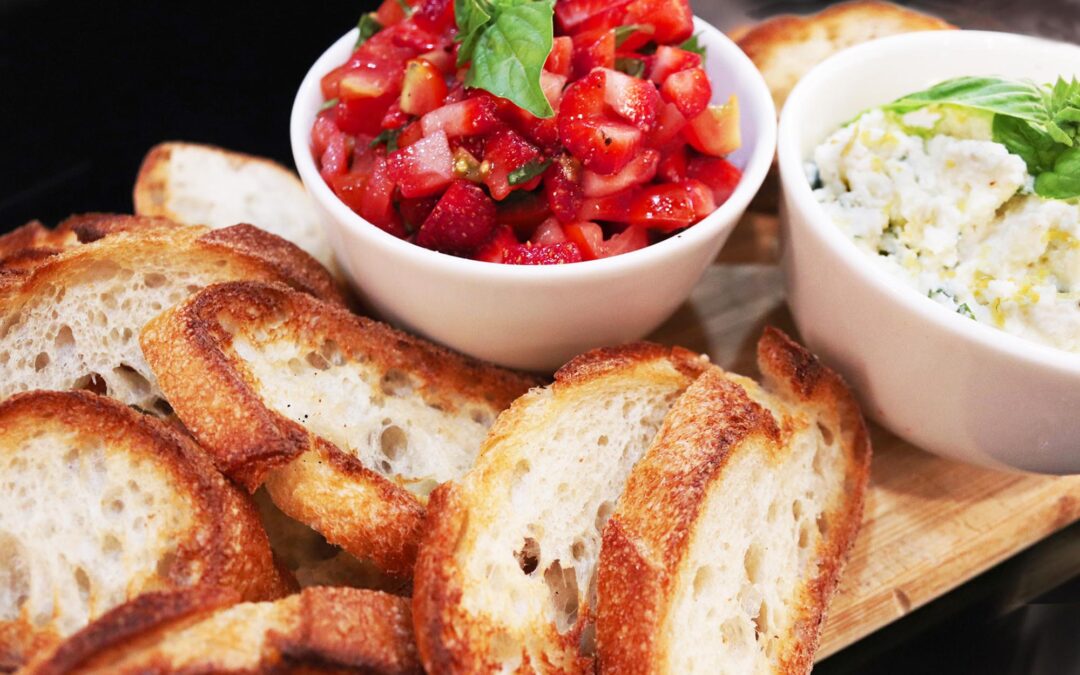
[1,1,1078,672]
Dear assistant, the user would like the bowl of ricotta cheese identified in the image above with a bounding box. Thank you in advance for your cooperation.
[778,30,1080,473]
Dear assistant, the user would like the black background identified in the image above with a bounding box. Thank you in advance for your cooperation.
[1,1,1078,673]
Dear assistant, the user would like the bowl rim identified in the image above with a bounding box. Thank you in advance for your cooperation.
[290,15,776,283]
[778,29,1080,375]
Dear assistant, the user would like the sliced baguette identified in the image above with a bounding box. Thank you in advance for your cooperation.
[21,586,421,675]
[140,280,538,577]
[0,217,345,413]
[412,344,709,674]
[734,1,954,110]
[0,221,78,272]
[0,390,290,671]
[133,141,339,276]
[596,328,871,674]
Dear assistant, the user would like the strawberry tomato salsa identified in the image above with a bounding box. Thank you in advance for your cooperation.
[312,0,742,265]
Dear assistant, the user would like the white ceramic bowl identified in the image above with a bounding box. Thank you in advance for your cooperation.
[292,17,775,372]
[778,30,1080,474]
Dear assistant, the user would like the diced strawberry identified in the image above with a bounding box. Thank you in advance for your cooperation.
[374,0,410,27]
[319,133,352,182]
[412,0,455,34]
[398,195,439,229]
[400,59,448,116]
[648,101,687,148]
[381,100,411,130]
[320,63,351,100]
[329,171,367,213]
[577,188,637,222]
[681,179,717,219]
[600,224,648,257]
[311,110,340,158]
[398,120,424,148]
[683,97,741,157]
[687,155,742,205]
[360,152,406,235]
[387,130,454,197]
[421,96,500,137]
[648,46,701,83]
[555,0,632,34]
[544,153,584,223]
[661,67,711,119]
[540,71,568,110]
[601,68,660,131]
[419,47,455,74]
[572,28,615,79]
[625,0,693,44]
[582,148,658,197]
[483,128,543,201]
[629,183,695,231]
[497,191,552,238]
[504,241,584,265]
[563,222,603,260]
[532,217,568,245]
[559,72,642,174]
[336,66,401,135]
[416,180,496,255]
[474,225,519,263]
[545,36,574,77]
[658,144,687,182]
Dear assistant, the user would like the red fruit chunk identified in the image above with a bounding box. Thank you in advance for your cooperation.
[504,241,583,265]
[600,225,648,257]
[381,100,411,130]
[421,96,500,137]
[375,0,410,27]
[546,36,574,77]
[497,191,552,238]
[416,180,496,255]
[555,0,632,33]
[602,68,660,131]
[625,0,693,44]
[311,111,339,158]
[362,153,407,235]
[559,72,641,174]
[648,101,687,148]
[583,148,659,197]
[544,154,584,223]
[319,133,351,182]
[336,95,395,136]
[563,222,603,260]
[658,144,687,182]
[577,188,637,222]
[572,29,615,79]
[661,67,711,119]
[687,156,742,205]
[412,0,455,34]
[483,128,543,201]
[400,58,448,116]
[683,97,741,157]
[419,47,454,74]
[630,183,695,231]
[648,46,701,83]
[398,195,439,229]
[398,120,424,148]
[681,179,717,219]
[475,225,519,263]
[532,217,568,245]
[387,130,454,197]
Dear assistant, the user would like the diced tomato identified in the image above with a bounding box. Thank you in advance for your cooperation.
[475,225,520,263]
[421,96,500,137]
[571,28,615,79]
[532,217,568,245]
[683,97,741,157]
[504,241,584,265]
[400,58,447,116]
[661,67,711,119]
[545,36,574,77]
[319,133,352,182]
[582,148,658,197]
[387,130,454,197]
[563,221,603,260]
[648,101,687,148]
[687,156,742,205]
[555,0,632,34]
[625,0,693,44]
[483,128,543,201]
[648,46,702,83]
[600,224,648,257]
[416,180,497,255]
[497,191,552,238]
[412,0,454,34]
[681,179,717,219]
[577,188,637,222]
[375,0,410,27]
[601,68,660,131]
[544,153,584,223]
[658,144,687,182]
[629,183,695,230]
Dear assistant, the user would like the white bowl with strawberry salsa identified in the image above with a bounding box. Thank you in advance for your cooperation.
[290,0,775,370]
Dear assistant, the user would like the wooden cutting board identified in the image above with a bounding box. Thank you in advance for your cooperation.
[648,215,1080,659]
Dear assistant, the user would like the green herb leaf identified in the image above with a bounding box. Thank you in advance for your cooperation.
[356,13,383,46]
[992,114,1059,176]
[956,303,977,320]
[1034,145,1080,198]
[464,0,555,118]
[319,97,339,113]
[395,0,413,15]
[370,128,402,153]
[883,76,1048,124]
[615,56,645,78]
[678,33,706,57]
[508,157,552,185]
[614,24,649,47]
[455,0,493,42]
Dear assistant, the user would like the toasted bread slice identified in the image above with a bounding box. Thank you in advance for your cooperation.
[22,586,421,674]
[0,217,344,413]
[412,344,709,674]
[0,221,78,271]
[596,328,871,674]
[140,281,538,577]
[134,142,339,276]
[734,1,953,110]
[0,391,290,670]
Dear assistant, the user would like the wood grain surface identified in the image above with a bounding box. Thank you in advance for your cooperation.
[649,214,1080,659]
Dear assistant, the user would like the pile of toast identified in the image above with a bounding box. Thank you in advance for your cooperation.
[0,3,967,670]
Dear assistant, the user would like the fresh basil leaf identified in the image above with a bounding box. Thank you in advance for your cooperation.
[455,0,493,41]
[884,76,1049,125]
[356,13,382,46]
[615,56,645,78]
[1034,145,1080,198]
[614,24,648,47]
[466,0,555,118]
[319,97,339,113]
[508,157,552,185]
[992,114,1061,176]
[370,128,402,153]
[678,33,706,57]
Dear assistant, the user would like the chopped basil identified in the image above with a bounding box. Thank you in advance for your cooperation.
[508,157,553,185]
[614,24,647,47]
[370,128,402,153]
[678,33,706,57]
[319,97,339,113]
[615,56,646,78]
[356,13,382,46]
[956,303,977,320]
